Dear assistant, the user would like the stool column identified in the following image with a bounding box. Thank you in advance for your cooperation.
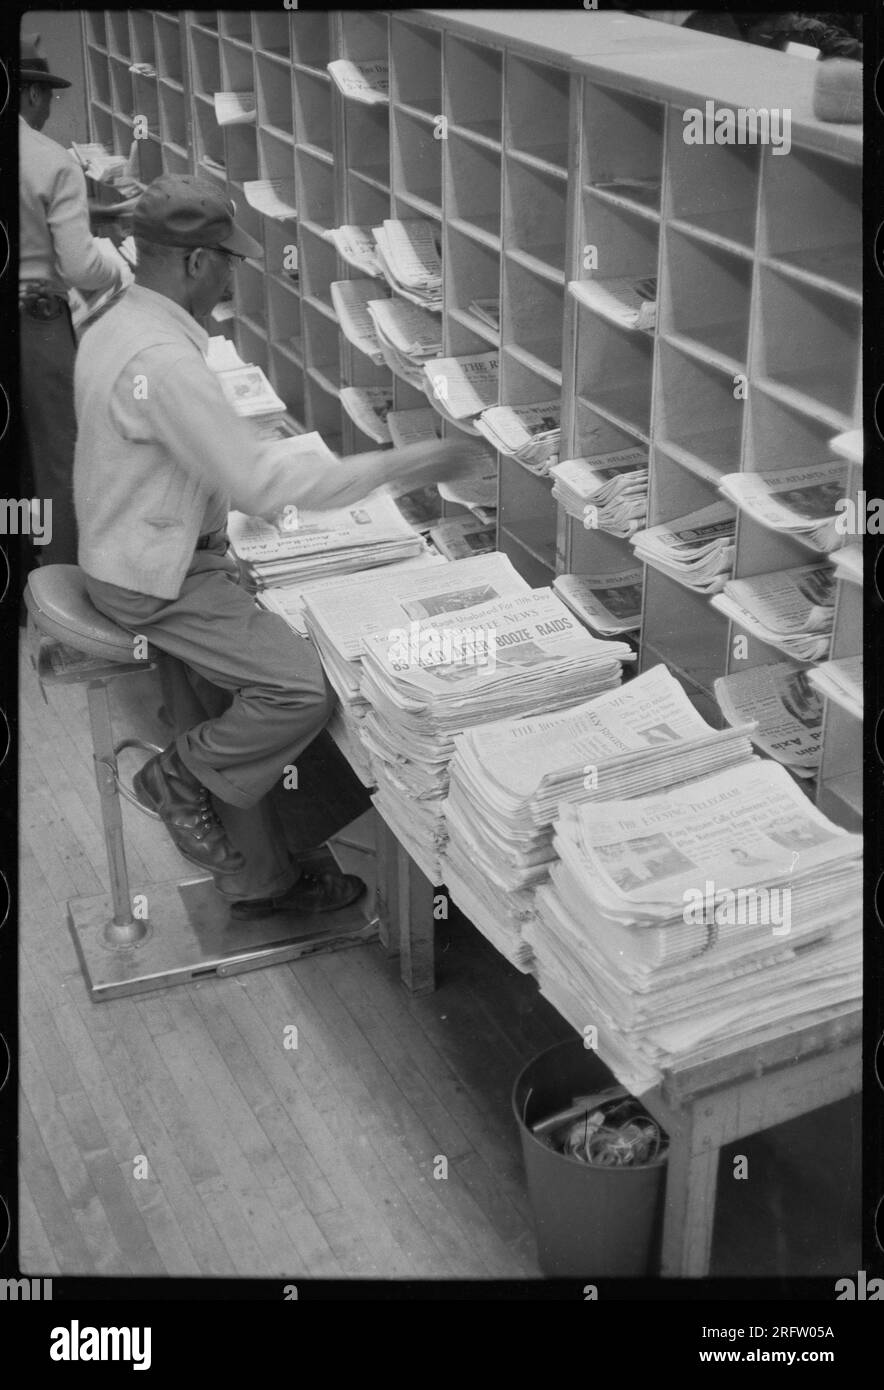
[86,678,145,941]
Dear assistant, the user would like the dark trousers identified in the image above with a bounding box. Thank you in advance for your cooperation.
[86,543,371,900]
[20,305,79,567]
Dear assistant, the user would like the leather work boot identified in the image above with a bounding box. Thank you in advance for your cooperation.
[133,745,246,876]
[230,869,367,920]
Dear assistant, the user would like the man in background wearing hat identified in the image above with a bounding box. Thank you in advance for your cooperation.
[74,173,472,919]
[19,36,131,568]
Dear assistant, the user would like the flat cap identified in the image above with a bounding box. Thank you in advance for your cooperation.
[133,175,263,259]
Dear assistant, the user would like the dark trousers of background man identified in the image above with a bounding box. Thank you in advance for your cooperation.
[20,304,80,569]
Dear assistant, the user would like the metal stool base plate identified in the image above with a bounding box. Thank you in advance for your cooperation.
[68,876,379,1002]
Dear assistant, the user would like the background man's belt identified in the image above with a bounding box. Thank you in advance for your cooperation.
[20,280,69,321]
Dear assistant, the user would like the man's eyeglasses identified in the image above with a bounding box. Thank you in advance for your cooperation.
[206,246,246,265]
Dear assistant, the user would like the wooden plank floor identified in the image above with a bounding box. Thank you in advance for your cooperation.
[17,631,573,1278]
[17,630,860,1281]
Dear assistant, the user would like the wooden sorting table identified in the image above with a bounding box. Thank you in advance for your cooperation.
[369,813,861,1278]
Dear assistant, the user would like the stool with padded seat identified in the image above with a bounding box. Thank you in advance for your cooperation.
[25,565,379,1001]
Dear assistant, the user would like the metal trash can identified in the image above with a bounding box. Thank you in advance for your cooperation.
[513,1038,667,1277]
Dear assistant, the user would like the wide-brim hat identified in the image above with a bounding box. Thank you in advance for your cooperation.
[20,35,71,89]
[133,175,264,259]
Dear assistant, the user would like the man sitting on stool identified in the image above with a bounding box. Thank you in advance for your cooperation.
[74,175,471,919]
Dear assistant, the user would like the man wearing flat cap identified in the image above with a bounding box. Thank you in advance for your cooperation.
[74,172,471,919]
[19,35,131,568]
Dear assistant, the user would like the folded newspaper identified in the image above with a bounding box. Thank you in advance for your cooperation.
[428,517,496,560]
[70,140,136,186]
[227,456,425,587]
[323,225,384,278]
[832,545,862,586]
[551,447,649,537]
[423,353,499,432]
[808,655,862,719]
[327,59,389,105]
[553,571,643,635]
[213,91,256,125]
[366,299,443,388]
[437,445,498,510]
[387,407,441,448]
[242,179,297,221]
[468,298,500,332]
[710,562,835,662]
[475,402,561,474]
[568,276,657,332]
[715,661,823,776]
[372,220,442,309]
[718,461,848,554]
[338,386,394,443]
[330,280,390,363]
[631,502,736,592]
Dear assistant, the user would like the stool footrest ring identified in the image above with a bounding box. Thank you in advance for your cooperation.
[113,738,164,820]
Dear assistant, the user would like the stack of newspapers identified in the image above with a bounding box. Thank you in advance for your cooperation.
[715,661,823,777]
[302,554,529,791]
[718,461,847,554]
[356,586,634,880]
[631,502,736,592]
[428,517,496,560]
[528,759,862,1094]
[372,220,442,310]
[475,402,561,473]
[441,665,756,970]
[808,655,862,720]
[552,572,643,636]
[365,299,443,387]
[259,552,445,783]
[204,337,293,432]
[323,225,384,277]
[215,365,287,421]
[227,474,425,589]
[258,553,444,641]
[710,563,835,662]
[330,280,390,363]
[423,353,499,433]
[304,552,529,717]
[551,448,649,537]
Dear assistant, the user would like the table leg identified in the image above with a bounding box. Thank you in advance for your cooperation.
[374,815,400,957]
[660,1115,719,1277]
[397,845,436,995]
